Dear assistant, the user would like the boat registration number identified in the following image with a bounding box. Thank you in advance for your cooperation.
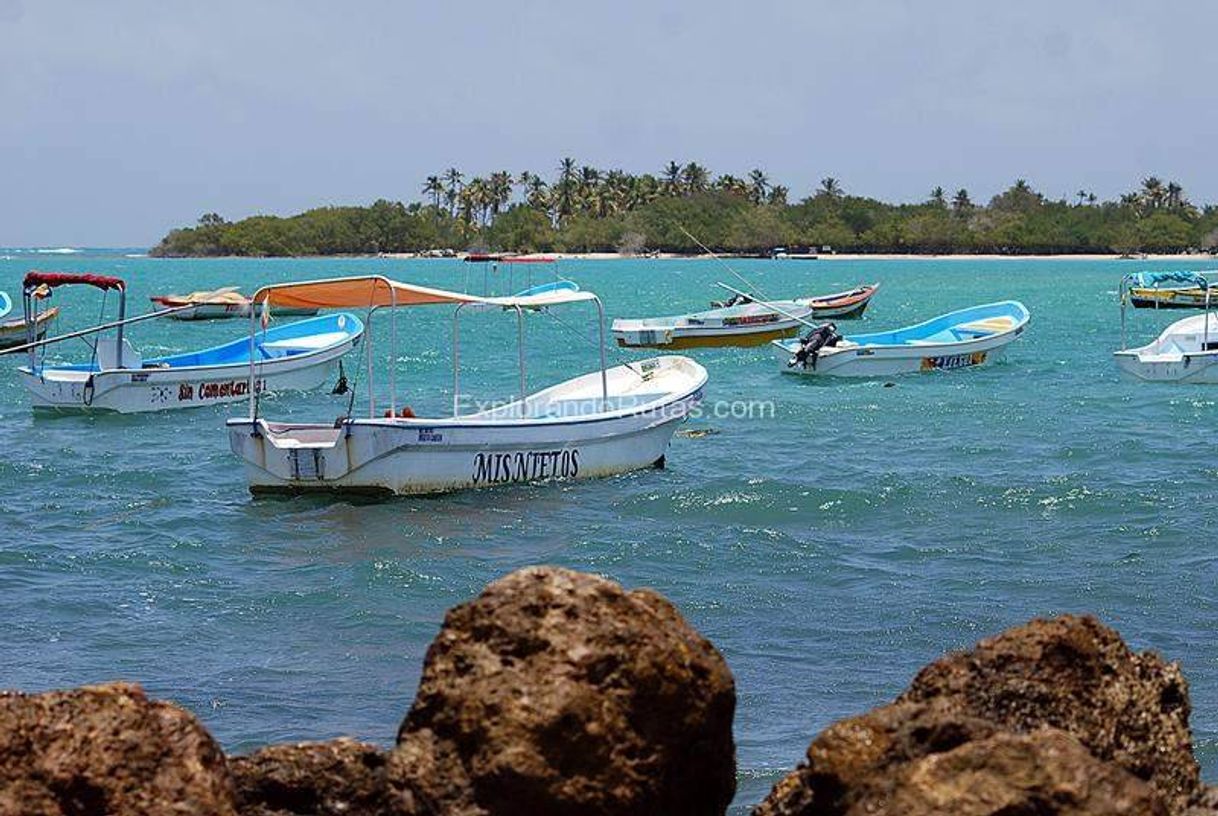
[921,351,987,371]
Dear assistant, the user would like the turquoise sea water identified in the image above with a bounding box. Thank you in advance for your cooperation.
[2,250,1217,810]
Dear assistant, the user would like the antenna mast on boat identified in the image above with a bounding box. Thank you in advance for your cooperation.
[676,224,773,302]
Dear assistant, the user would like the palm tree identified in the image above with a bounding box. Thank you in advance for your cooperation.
[929,186,946,208]
[1087,193,1097,205]
[748,169,769,205]
[1141,176,1166,209]
[422,175,444,211]
[951,188,973,215]
[681,162,709,193]
[819,177,843,199]
[715,174,748,197]
[767,185,789,206]
[1075,189,1088,206]
[662,161,682,195]
[443,168,464,217]
[487,171,513,220]
[554,158,579,223]
[1166,181,1184,210]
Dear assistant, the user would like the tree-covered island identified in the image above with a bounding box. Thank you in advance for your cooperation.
[150,162,1218,257]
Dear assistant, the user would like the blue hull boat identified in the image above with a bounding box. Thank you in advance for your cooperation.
[773,301,1030,377]
[20,312,364,413]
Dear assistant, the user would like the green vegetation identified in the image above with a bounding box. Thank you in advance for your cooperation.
[150,165,1218,257]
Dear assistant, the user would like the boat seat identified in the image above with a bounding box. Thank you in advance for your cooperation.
[258,331,349,358]
[95,337,142,370]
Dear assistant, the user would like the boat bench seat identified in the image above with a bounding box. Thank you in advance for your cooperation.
[257,331,349,359]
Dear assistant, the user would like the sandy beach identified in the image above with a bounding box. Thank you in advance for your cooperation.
[380,250,1218,262]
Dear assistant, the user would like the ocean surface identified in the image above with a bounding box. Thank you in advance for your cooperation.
[2,249,1217,810]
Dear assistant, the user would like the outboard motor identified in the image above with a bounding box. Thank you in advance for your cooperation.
[709,293,751,309]
[789,323,841,370]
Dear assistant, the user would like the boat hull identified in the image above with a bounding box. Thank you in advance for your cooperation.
[1129,289,1210,309]
[19,313,361,413]
[615,323,800,349]
[773,301,1028,377]
[0,307,57,349]
[1113,350,1218,382]
[797,283,880,320]
[227,358,707,495]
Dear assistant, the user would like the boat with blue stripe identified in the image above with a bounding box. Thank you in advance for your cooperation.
[772,301,1030,377]
[10,271,363,413]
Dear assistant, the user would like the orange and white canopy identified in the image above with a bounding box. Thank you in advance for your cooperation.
[252,275,596,311]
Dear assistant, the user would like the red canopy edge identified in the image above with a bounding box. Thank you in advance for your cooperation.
[24,271,125,292]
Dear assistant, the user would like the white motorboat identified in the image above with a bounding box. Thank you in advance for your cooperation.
[9,271,362,413]
[773,301,1030,377]
[226,276,707,495]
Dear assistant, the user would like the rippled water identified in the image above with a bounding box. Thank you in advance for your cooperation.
[2,252,1217,810]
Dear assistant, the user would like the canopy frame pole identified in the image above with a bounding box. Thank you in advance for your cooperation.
[1,298,200,359]
[594,296,608,405]
[23,287,36,371]
[453,303,464,418]
[515,305,527,415]
[389,287,397,417]
[114,286,127,369]
[247,301,258,421]
[1207,285,1212,352]
[1120,276,1127,351]
[365,307,376,418]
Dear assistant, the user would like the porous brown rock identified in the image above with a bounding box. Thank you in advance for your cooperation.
[756,615,1201,815]
[394,565,737,816]
[231,738,406,816]
[0,682,235,816]
[900,614,1198,811]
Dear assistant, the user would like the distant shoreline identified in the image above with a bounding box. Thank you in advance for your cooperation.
[372,251,1218,263]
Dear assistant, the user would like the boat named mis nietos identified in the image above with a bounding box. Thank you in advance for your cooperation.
[226,276,707,495]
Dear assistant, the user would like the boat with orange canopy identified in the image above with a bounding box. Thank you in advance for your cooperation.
[226,274,706,495]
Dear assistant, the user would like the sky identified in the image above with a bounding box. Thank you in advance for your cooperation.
[2,0,1216,246]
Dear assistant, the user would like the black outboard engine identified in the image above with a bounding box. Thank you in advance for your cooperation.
[709,293,751,308]
[789,323,841,370]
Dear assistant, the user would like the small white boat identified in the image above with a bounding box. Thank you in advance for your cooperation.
[149,288,320,320]
[1115,271,1218,382]
[10,272,362,413]
[772,301,1030,377]
[795,283,880,319]
[613,300,814,349]
[226,276,707,495]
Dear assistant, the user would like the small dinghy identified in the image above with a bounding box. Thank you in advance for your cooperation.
[613,299,814,349]
[1115,272,1218,382]
[0,290,58,350]
[149,287,320,320]
[795,282,880,319]
[773,301,1030,377]
[226,275,707,495]
[8,272,362,413]
[1123,270,1213,309]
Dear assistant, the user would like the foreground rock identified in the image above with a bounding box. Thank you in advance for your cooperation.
[231,739,402,815]
[395,565,737,816]
[756,614,1200,815]
[0,682,235,816]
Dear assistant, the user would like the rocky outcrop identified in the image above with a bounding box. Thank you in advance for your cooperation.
[756,614,1201,816]
[1,582,1212,816]
[0,682,235,816]
[395,565,737,816]
[230,739,404,816]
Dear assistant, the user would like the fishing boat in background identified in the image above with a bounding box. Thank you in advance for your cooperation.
[795,282,880,319]
[1115,271,1218,382]
[0,290,58,350]
[8,272,362,413]
[773,301,1030,377]
[149,287,320,320]
[226,275,706,495]
[1124,270,1214,309]
[613,299,814,349]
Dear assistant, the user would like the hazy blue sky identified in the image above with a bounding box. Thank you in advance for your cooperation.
[2,0,1215,246]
